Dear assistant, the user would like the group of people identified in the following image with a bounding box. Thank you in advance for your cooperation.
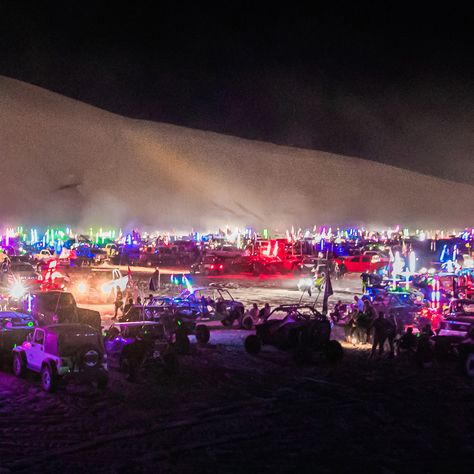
[343,295,415,358]
[112,287,153,321]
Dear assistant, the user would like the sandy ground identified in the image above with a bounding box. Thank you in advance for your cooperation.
[1,273,473,473]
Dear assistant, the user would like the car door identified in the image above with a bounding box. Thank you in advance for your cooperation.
[27,329,45,371]
[346,256,361,273]
[361,256,372,272]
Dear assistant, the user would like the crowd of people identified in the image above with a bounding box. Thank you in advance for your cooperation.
[340,296,413,358]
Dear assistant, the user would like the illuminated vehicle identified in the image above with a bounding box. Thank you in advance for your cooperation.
[118,304,210,348]
[431,299,474,376]
[207,245,244,258]
[244,305,343,363]
[436,299,474,340]
[373,290,422,332]
[24,291,102,331]
[74,245,107,266]
[12,324,108,392]
[33,248,54,262]
[104,321,178,377]
[247,239,302,275]
[362,250,390,264]
[40,260,70,292]
[0,262,42,299]
[190,256,225,275]
[294,256,320,275]
[334,255,386,274]
[174,286,245,327]
[73,268,128,303]
[0,312,36,365]
[104,243,119,257]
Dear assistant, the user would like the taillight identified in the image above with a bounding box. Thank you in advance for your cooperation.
[210,265,215,269]
[219,265,223,270]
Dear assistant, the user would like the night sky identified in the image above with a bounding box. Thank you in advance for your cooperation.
[1,4,473,183]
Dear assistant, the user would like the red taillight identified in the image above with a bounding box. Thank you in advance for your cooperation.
[219,265,223,270]
[210,265,215,269]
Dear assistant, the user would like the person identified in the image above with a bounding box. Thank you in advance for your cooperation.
[385,312,397,357]
[396,327,417,354]
[416,323,435,367]
[112,286,123,320]
[258,303,271,321]
[145,293,154,305]
[249,303,259,322]
[370,311,389,358]
[361,271,370,293]
[149,267,160,292]
[354,295,364,313]
[136,296,142,305]
[122,329,148,381]
[345,307,359,345]
[369,271,383,288]
[357,300,375,344]
[334,262,341,280]
[339,262,347,278]
[331,300,346,323]
[120,298,134,321]
[421,323,435,338]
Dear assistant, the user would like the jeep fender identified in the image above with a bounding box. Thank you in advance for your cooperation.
[12,348,27,366]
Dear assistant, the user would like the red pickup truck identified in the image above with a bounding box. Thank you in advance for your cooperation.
[335,254,388,273]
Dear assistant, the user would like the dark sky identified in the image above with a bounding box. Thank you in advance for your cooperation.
[1,4,473,183]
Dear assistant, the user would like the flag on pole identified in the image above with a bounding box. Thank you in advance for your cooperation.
[322,271,333,315]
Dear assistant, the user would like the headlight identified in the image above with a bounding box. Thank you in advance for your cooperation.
[77,282,87,294]
[9,281,26,299]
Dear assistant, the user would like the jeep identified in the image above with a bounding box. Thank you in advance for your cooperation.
[13,324,108,392]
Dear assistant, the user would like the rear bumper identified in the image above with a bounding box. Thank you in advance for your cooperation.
[62,367,108,383]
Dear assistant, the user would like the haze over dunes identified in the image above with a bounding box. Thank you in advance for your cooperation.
[0,76,471,231]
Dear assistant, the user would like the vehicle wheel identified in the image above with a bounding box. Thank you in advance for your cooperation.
[175,330,191,355]
[13,353,26,378]
[41,363,57,392]
[162,351,179,375]
[195,324,210,344]
[324,340,344,363]
[463,352,474,377]
[241,315,254,330]
[221,317,233,327]
[244,335,261,355]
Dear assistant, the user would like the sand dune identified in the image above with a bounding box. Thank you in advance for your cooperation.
[0,76,471,230]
